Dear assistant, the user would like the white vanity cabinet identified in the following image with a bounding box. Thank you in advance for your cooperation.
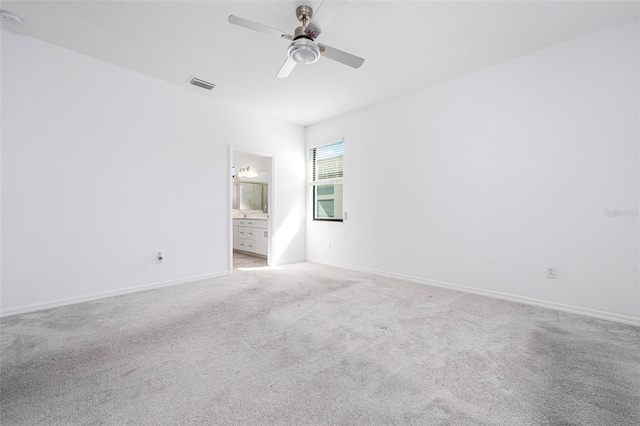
[256,228,268,255]
[233,218,268,256]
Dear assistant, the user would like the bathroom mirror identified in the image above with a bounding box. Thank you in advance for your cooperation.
[233,181,268,213]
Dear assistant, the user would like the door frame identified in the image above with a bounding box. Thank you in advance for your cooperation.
[229,145,275,272]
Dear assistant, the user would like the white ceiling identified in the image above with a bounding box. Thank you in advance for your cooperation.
[1,1,638,126]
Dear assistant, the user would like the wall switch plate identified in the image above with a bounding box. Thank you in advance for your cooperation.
[325,241,331,249]
[546,266,557,279]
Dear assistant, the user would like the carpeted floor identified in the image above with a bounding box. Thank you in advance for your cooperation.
[1,261,639,425]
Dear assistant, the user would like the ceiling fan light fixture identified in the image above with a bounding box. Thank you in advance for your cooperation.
[287,39,320,65]
[228,1,365,78]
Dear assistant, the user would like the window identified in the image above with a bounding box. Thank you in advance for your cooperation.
[310,141,343,221]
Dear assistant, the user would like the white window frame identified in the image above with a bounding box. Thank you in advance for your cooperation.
[309,139,344,222]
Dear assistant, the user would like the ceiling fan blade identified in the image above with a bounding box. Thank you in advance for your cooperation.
[228,15,293,40]
[306,0,348,38]
[276,57,297,78]
[318,44,364,69]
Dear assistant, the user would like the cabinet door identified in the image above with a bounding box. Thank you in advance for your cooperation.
[233,226,239,250]
[256,229,268,256]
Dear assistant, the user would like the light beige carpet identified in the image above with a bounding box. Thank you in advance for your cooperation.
[1,261,639,425]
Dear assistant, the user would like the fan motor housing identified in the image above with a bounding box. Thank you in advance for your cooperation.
[294,26,311,39]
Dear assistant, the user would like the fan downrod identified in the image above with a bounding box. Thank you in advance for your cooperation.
[295,5,317,39]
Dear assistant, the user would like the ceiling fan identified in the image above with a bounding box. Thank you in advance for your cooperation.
[228,0,364,78]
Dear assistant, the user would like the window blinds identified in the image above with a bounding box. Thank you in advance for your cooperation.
[311,141,343,185]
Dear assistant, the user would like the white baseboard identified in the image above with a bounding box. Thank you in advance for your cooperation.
[0,271,230,318]
[275,257,307,266]
[307,258,640,328]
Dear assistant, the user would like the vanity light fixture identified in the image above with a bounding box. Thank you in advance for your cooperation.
[237,166,258,178]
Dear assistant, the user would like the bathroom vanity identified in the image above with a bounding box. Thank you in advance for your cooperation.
[233,218,268,257]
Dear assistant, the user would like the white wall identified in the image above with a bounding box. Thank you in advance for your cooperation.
[1,29,306,313]
[306,19,640,323]
[233,151,271,184]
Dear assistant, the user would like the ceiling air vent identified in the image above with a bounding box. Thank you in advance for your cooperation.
[188,77,216,91]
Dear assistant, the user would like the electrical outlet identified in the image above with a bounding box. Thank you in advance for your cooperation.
[325,241,331,249]
[546,266,557,279]
[157,252,164,264]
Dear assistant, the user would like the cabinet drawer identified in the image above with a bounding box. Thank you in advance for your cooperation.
[245,220,268,229]
[244,228,258,240]
[238,238,257,253]
[238,227,257,241]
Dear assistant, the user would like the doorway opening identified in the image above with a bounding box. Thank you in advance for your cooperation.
[230,149,273,271]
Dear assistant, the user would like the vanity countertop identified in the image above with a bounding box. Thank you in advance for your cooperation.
[233,215,268,220]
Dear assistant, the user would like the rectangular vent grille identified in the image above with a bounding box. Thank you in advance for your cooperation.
[189,77,215,90]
